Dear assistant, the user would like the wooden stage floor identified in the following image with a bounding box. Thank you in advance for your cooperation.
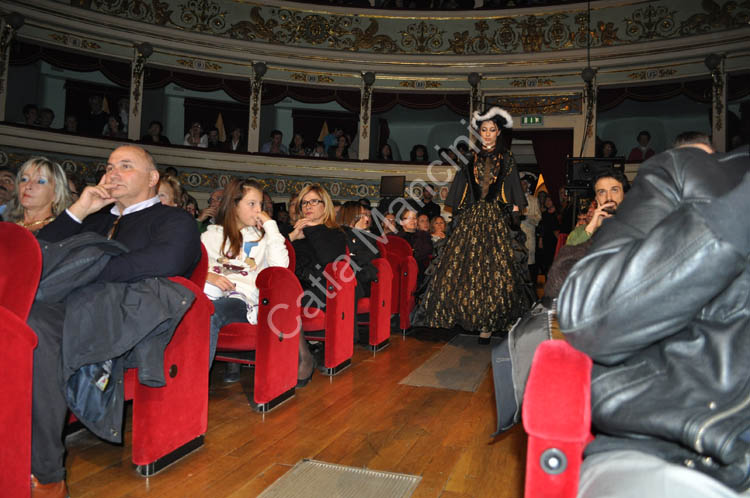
[64,329,527,497]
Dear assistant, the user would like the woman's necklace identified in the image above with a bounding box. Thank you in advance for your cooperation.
[17,216,55,230]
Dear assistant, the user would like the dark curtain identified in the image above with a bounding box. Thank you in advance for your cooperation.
[145,68,250,103]
[512,129,573,206]
[291,109,358,149]
[263,83,360,112]
[184,97,249,136]
[597,79,713,111]
[372,92,469,115]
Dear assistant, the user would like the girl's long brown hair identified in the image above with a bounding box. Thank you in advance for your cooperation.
[217,178,264,259]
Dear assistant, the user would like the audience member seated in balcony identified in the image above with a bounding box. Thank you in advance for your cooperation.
[417,184,441,220]
[81,95,108,136]
[396,207,433,282]
[200,178,314,383]
[184,121,208,148]
[328,134,350,160]
[157,175,184,208]
[627,129,656,162]
[224,126,246,152]
[206,127,222,150]
[410,144,429,163]
[116,97,129,132]
[377,143,394,161]
[20,103,38,126]
[323,127,344,151]
[102,114,127,139]
[597,139,618,159]
[0,165,17,220]
[141,120,171,145]
[430,215,446,243]
[63,114,78,134]
[289,184,347,312]
[289,132,309,156]
[38,108,55,129]
[310,141,326,157]
[30,145,200,497]
[5,156,72,234]
[66,171,87,202]
[439,147,459,166]
[197,188,224,233]
[260,129,288,155]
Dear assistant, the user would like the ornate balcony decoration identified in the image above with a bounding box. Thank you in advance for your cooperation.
[78,0,749,57]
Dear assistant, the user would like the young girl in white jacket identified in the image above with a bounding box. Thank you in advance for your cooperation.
[201,178,314,385]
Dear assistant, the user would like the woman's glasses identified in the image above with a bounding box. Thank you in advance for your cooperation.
[300,198,323,208]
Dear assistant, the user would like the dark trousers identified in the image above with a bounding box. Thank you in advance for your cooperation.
[209,297,249,365]
[28,301,68,484]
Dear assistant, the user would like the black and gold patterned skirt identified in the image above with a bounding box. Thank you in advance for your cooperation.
[416,200,533,334]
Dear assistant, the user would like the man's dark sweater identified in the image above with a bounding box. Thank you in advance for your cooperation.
[37,202,201,282]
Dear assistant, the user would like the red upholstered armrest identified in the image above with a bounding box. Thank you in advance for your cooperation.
[523,340,593,498]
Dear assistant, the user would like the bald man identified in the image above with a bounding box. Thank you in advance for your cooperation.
[32,145,200,496]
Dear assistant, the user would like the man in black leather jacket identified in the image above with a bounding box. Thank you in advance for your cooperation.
[558,145,750,496]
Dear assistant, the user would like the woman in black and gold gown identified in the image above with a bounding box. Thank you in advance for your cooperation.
[415,106,534,343]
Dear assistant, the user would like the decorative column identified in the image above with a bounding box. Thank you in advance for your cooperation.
[358,71,375,160]
[128,42,152,142]
[580,66,597,157]
[248,61,266,152]
[705,53,727,153]
[0,13,24,122]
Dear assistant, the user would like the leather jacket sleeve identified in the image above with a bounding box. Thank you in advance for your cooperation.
[558,148,748,365]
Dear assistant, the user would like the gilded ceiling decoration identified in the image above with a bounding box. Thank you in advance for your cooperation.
[490,94,582,115]
[83,0,750,56]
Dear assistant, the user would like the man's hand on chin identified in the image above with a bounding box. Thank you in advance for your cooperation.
[68,182,116,221]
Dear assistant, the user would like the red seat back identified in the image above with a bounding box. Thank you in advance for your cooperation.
[365,258,393,347]
[0,306,37,498]
[189,243,209,287]
[385,234,412,259]
[253,266,303,404]
[523,340,593,498]
[0,222,42,320]
[284,238,296,271]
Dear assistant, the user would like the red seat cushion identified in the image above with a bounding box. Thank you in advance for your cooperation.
[216,322,259,351]
[302,307,326,332]
[357,297,371,314]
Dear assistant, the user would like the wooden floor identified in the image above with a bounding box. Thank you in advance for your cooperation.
[64,329,527,497]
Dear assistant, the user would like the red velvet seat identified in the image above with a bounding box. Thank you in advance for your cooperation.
[302,259,356,376]
[357,258,393,352]
[86,244,213,476]
[124,276,213,476]
[214,266,303,411]
[0,222,41,498]
[122,245,212,475]
[523,340,593,498]
[384,235,418,333]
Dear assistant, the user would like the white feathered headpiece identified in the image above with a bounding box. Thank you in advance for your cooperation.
[471,106,514,129]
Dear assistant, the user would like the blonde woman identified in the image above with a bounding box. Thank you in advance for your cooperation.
[290,184,347,309]
[7,157,72,233]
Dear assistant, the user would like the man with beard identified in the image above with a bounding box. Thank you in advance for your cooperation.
[566,168,629,246]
